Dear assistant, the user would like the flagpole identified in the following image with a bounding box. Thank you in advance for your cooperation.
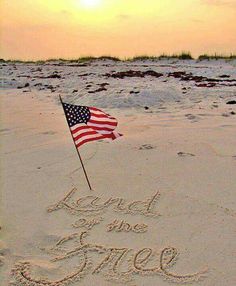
[59,95,93,191]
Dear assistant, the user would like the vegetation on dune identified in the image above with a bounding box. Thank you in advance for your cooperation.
[0,59,34,64]
[67,56,121,62]
[129,55,160,61]
[97,56,121,61]
[175,52,193,60]
[158,52,193,60]
[198,53,236,60]
[128,52,193,61]
[1,53,235,64]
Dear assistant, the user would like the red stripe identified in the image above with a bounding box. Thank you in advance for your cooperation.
[110,133,116,140]
[90,112,115,120]
[89,119,117,126]
[104,132,120,140]
[89,107,102,112]
[88,126,115,132]
[71,125,91,135]
[76,135,105,148]
[100,133,114,139]
[71,124,116,134]
[75,132,120,148]
[73,131,98,142]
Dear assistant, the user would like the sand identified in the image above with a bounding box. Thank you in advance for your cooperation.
[0,59,236,286]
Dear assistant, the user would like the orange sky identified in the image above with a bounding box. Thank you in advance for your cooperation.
[1,0,236,60]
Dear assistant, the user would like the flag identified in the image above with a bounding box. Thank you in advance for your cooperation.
[62,101,123,148]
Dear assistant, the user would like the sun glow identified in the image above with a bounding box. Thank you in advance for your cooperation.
[1,0,236,60]
[80,0,102,8]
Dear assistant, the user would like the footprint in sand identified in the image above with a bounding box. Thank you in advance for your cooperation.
[177,152,195,157]
[41,131,57,135]
[185,114,201,123]
[0,241,10,267]
[185,114,197,120]
[0,128,11,133]
[139,144,155,150]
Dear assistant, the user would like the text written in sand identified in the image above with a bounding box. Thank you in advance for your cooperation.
[107,219,148,233]
[47,188,161,217]
[11,231,207,286]
[10,188,207,286]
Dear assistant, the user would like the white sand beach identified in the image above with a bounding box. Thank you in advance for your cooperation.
[1,59,236,286]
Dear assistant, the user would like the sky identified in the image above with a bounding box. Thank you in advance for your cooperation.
[1,0,236,60]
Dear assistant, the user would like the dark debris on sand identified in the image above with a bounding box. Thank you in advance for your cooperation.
[104,69,236,88]
[105,70,163,79]
[226,100,236,105]
[168,71,236,87]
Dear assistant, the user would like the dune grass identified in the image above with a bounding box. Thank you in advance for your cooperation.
[198,53,236,60]
[159,52,193,60]
[0,59,36,64]
[64,56,121,62]
[1,52,235,63]
[128,52,193,61]
[129,55,160,61]
[0,56,121,64]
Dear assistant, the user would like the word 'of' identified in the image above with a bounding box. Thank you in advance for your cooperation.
[72,217,103,230]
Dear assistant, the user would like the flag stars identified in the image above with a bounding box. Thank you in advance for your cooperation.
[63,102,90,127]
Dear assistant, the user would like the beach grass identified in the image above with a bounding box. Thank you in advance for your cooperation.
[159,52,193,60]
[127,52,193,61]
[1,52,236,63]
[198,53,236,60]
[129,55,160,61]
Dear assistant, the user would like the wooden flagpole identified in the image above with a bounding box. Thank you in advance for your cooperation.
[59,95,93,191]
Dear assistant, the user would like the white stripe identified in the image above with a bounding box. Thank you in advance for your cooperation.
[112,131,121,138]
[70,123,86,131]
[72,127,112,138]
[90,115,117,123]
[90,111,116,120]
[72,127,96,138]
[89,109,105,115]
[94,130,112,135]
[75,133,103,145]
[70,123,115,137]
[87,122,116,130]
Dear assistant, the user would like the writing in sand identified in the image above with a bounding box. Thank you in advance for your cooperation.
[11,231,207,286]
[47,188,161,217]
[10,188,207,285]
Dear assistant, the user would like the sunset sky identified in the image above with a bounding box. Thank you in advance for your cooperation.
[1,0,236,60]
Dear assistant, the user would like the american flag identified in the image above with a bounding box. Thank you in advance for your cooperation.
[62,101,122,148]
